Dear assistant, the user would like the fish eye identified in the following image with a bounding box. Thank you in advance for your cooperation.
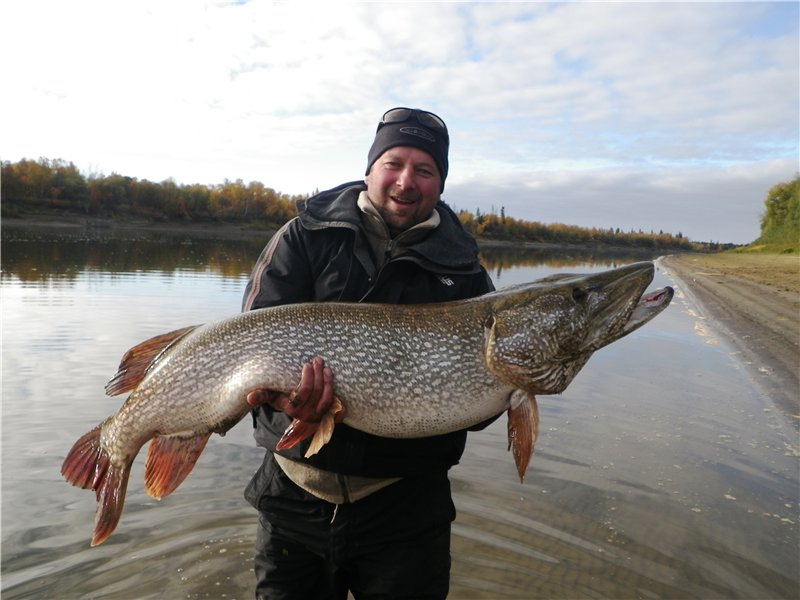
[571,287,587,303]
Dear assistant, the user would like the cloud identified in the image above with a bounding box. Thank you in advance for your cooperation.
[448,157,796,244]
[1,1,797,244]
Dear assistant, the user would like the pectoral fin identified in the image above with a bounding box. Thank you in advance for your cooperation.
[304,407,339,458]
[507,390,539,483]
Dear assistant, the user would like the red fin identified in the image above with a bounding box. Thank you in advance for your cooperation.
[92,461,131,547]
[105,326,199,396]
[61,425,107,490]
[61,423,132,546]
[144,433,211,499]
[276,398,345,455]
[276,419,319,451]
[507,391,540,483]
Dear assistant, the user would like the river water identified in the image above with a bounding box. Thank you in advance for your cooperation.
[1,230,797,599]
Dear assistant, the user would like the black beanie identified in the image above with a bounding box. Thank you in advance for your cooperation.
[365,120,449,192]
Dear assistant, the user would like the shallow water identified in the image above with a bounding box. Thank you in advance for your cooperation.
[1,233,797,599]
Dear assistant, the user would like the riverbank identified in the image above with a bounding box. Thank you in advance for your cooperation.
[1,213,275,241]
[0,212,677,255]
[660,253,799,420]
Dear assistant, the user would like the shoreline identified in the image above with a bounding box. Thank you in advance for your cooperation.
[0,213,274,242]
[0,213,684,255]
[661,253,799,421]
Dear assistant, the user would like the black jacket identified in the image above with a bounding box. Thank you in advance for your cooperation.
[242,181,494,478]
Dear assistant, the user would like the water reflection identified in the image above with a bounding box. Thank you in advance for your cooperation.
[2,233,797,599]
[2,227,664,284]
[479,244,662,285]
[2,230,264,283]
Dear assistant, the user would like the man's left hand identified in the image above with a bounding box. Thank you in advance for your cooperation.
[246,356,335,423]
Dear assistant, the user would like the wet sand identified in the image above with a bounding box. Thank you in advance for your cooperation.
[661,253,799,419]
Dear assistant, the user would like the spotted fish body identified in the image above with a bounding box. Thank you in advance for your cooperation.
[62,261,673,546]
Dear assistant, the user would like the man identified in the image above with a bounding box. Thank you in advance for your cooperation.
[242,107,494,599]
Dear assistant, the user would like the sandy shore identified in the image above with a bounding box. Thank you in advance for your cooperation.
[661,253,799,420]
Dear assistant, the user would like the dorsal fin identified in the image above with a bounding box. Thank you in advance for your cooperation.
[105,325,199,396]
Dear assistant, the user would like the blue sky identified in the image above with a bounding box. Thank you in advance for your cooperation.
[2,1,798,244]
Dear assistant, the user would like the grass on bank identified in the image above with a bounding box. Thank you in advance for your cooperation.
[730,243,799,256]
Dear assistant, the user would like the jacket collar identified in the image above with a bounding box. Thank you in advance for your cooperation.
[297,181,481,270]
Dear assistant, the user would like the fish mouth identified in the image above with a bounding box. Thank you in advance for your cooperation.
[581,262,674,352]
[625,286,674,334]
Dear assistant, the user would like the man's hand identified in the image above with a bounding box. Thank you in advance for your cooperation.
[246,356,335,423]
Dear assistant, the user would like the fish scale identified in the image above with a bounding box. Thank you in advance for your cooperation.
[61,261,673,546]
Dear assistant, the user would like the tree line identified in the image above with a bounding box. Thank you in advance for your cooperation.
[1,158,302,228]
[2,157,703,250]
[457,207,695,250]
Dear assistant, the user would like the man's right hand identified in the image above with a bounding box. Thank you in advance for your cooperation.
[246,356,335,423]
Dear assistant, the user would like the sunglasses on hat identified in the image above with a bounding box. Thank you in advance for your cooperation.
[379,107,449,137]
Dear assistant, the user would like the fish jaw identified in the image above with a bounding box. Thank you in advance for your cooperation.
[619,285,674,338]
[575,262,671,351]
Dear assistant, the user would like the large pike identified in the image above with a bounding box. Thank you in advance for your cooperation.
[62,261,672,546]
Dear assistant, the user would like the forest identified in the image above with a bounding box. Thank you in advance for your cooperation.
[1,157,713,250]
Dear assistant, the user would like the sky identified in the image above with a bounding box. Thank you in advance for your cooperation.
[2,1,798,244]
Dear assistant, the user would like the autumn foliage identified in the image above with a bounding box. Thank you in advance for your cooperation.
[457,206,695,250]
[3,157,697,249]
[1,158,301,228]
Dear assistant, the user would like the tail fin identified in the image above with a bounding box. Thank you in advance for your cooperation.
[61,424,132,546]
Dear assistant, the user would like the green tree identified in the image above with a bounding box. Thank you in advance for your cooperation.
[758,177,800,245]
[50,160,89,210]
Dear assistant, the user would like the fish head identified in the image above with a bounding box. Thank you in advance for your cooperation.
[485,261,673,394]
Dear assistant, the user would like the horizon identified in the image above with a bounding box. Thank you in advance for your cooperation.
[3,155,727,245]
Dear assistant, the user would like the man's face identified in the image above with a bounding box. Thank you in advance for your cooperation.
[365,146,442,234]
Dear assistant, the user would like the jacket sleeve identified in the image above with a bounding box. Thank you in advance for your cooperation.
[242,218,315,311]
[478,267,495,295]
